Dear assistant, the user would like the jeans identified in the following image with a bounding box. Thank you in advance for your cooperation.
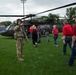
[37,32,41,43]
[32,34,37,45]
[63,36,72,55]
[54,35,58,45]
[45,32,49,42]
[68,42,76,66]
[30,32,32,39]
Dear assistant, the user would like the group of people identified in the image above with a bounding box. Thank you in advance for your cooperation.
[14,20,59,61]
[62,15,76,66]
[29,24,59,46]
[13,15,76,67]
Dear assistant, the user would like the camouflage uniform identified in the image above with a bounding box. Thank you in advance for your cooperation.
[14,25,27,59]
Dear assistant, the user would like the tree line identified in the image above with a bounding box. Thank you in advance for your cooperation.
[37,7,76,25]
[0,21,12,26]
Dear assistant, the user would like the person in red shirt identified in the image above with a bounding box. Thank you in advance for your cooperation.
[32,25,38,47]
[62,20,73,55]
[67,16,76,66]
[52,25,59,46]
[29,26,33,38]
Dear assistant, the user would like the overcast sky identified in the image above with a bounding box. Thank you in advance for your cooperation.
[0,0,76,22]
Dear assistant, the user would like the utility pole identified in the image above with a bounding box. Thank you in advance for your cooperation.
[21,0,27,16]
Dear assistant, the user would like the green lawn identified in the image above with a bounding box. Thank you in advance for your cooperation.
[0,34,76,75]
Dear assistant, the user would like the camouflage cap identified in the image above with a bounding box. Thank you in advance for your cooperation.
[17,19,22,23]
[15,18,22,24]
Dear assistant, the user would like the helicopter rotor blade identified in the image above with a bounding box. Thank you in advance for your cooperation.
[0,15,27,17]
[36,2,76,15]
[0,2,75,19]
[21,14,36,19]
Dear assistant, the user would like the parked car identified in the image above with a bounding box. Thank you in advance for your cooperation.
[0,25,6,32]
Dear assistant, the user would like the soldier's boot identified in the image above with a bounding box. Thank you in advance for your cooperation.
[18,55,24,61]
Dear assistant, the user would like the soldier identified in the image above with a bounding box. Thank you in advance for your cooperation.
[14,19,28,61]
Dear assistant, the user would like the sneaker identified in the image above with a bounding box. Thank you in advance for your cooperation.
[56,45,58,47]
[18,58,24,61]
[35,43,37,45]
[35,43,37,47]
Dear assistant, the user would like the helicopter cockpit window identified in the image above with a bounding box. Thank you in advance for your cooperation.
[9,25,15,30]
[6,25,10,30]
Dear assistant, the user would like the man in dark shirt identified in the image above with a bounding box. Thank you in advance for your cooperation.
[44,25,50,42]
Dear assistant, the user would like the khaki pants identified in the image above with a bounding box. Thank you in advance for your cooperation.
[16,38,24,58]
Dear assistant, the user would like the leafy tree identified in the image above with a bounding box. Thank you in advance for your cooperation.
[0,21,12,26]
[47,13,60,24]
[37,16,48,21]
[66,7,76,24]
[37,13,60,24]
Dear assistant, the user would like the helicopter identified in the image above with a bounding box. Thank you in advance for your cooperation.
[0,14,37,36]
[0,16,52,36]
[0,2,76,36]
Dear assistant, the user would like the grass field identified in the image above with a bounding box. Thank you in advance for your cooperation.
[0,34,76,75]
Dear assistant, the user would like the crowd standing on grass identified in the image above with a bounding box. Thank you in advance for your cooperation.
[12,16,76,67]
[52,25,59,47]
[14,19,28,61]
